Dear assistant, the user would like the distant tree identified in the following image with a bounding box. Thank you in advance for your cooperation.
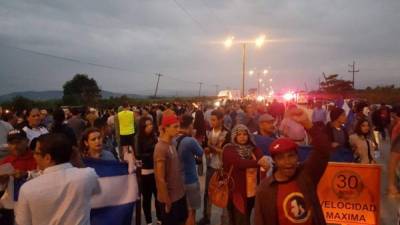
[320,73,354,92]
[62,74,101,106]
[8,96,35,112]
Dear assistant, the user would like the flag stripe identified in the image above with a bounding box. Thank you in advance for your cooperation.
[91,174,138,208]
[83,158,129,177]
[91,202,135,225]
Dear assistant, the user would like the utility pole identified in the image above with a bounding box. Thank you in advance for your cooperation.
[154,73,162,98]
[348,61,359,89]
[257,73,261,96]
[318,78,321,90]
[198,82,203,97]
[242,43,247,98]
[215,84,219,96]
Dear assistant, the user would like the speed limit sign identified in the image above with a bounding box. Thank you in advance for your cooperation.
[317,163,381,225]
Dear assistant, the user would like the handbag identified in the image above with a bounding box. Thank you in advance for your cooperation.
[208,166,234,208]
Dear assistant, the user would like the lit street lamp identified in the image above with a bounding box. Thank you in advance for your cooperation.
[224,35,266,98]
[249,68,268,96]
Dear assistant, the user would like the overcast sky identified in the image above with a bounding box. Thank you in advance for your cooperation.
[0,0,399,96]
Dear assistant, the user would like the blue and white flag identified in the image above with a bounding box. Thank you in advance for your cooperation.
[84,158,139,225]
[11,159,138,225]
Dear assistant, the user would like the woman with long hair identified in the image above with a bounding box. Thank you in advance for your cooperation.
[136,116,162,225]
[222,124,270,225]
[349,119,378,164]
[79,128,116,161]
[193,108,206,141]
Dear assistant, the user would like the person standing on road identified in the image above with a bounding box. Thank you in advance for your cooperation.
[254,113,277,156]
[349,119,378,164]
[0,129,36,225]
[136,116,162,225]
[254,117,332,225]
[116,102,136,163]
[15,133,100,225]
[0,107,13,159]
[176,115,203,225]
[279,106,307,145]
[67,107,86,141]
[387,105,400,196]
[326,107,353,162]
[311,101,327,126]
[79,128,117,161]
[154,114,188,225]
[198,110,230,225]
[223,124,270,225]
[372,103,391,141]
[22,108,48,145]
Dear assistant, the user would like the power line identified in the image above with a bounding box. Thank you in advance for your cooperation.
[199,0,231,34]
[171,0,208,34]
[0,43,140,74]
[0,43,227,94]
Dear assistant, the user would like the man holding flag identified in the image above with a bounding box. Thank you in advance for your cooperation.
[14,133,100,225]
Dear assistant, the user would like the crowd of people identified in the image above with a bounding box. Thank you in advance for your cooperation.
[0,97,399,225]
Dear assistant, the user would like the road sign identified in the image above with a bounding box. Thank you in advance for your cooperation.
[318,163,381,225]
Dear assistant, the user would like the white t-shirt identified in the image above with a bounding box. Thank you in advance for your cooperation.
[22,126,48,143]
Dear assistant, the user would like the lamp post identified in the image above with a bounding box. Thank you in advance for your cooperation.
[224,35,266,98]
[249,69,268,96]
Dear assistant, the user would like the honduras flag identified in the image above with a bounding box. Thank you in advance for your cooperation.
[12,158,138,225]
[84,158,139,225]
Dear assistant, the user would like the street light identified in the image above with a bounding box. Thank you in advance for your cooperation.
[248,68,268,96]
[255,35,266,48]
[224,36,234,48]
[224,34,267,98]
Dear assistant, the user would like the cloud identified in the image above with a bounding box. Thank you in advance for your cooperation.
[0,0,399,96]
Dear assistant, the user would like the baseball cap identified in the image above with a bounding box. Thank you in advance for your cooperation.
[258,113,275,123]
[269,138,298,156]
[161,114,179,128]
[7,129,28,142]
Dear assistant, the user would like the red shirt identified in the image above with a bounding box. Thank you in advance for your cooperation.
[277,180,312,225]
[0,152,37,171]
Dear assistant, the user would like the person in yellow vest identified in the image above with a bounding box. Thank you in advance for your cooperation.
[117,102,136,163]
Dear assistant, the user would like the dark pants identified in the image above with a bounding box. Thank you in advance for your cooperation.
[142,173,162,224]
[228,197,255,225]
[202,167,229,224]
[202,166,216,219]
[0,208,14,225]
[160,196,188,225]
[376,126,386,140]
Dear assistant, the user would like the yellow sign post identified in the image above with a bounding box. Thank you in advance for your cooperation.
[317,163,381,225]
